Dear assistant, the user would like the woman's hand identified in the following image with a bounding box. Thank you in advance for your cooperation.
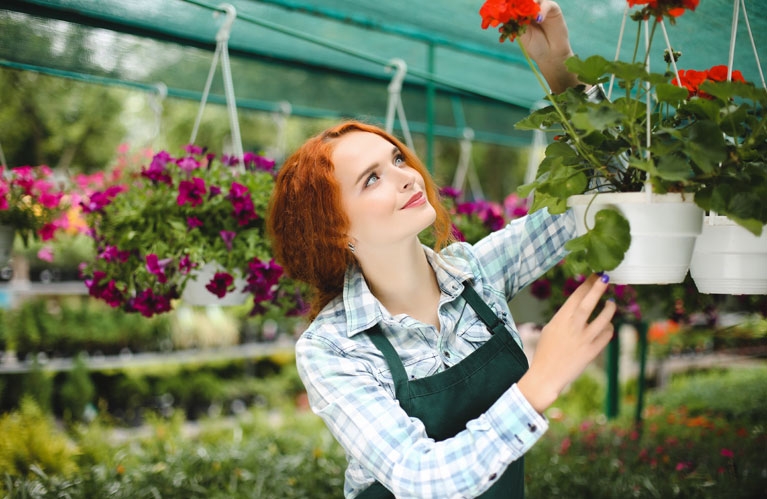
[518,0,581,94]
[517,274,616,413]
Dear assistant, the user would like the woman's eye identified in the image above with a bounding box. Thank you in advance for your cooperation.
[364,172,380,188]
[394,154,405,167]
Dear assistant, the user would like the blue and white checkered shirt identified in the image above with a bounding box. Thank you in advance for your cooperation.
[296,208,575,498]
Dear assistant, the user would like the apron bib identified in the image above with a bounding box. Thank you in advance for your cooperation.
[357,283,529,499]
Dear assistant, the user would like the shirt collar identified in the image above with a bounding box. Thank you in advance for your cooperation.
[342,244,475,337]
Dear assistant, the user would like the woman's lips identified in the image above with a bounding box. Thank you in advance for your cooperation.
[402,192,426,209]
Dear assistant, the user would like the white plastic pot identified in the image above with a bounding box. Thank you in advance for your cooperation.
[181,262,249,306]
[690,216,767,295]
[568,192,703,285]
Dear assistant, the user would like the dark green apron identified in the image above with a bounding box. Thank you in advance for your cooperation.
[357,283,529,498]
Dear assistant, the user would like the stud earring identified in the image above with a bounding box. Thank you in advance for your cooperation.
[348,242,356,253]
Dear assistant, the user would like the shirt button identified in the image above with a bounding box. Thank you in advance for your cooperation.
[489,473,497,481]
[443,351,451,358]
[528,423,537,432]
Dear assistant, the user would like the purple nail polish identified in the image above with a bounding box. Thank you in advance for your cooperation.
[536,13,544,23]
[600,273,610,284]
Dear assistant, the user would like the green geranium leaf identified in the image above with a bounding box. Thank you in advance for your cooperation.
[564,55,613,85]
[699,80,767,103]
[655,82,688,105]
[530,190,569,215]
[654,154,694,181]
[571,102,624,132]
[564,209,631,272]
[680,120,726,174]
[628,156,658,176]
[515,106,562,130]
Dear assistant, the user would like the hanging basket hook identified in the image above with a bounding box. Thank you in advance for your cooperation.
[386,58,408,94]
[215,3,237,43]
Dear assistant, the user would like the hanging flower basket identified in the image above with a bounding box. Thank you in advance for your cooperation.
[689,215,767,295]
[79,146,302,317]
[567,192,703,284]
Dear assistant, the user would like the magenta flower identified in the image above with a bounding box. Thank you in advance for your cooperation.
[130,288,173,317]
[227,182,257,226]
[141,154,173,185]
[221,154,240,167]
[184,144,206,156]
[245,257,284,302]
[36,189,63,209]
[179,255,196,275]
[439,186,461,199]
[99,245,130,263]
[205,272,234,298]
[38,222,59,242]
[186,217,204,230]
[37,245,54,263]
[220,230,236,251]
[243,153,276,172]
[145,253,172,284]
[84,271,124,308]
[530,278,552,300]
[720,448,734,458]
[0,182,8,210]
[81,185,127,213]
[177,177,207,206]
[176,156,201,172]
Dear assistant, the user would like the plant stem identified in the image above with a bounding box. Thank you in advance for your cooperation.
[518,40,605,175]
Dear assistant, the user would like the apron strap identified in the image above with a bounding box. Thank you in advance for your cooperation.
[369,324,411,389]
[460,283,508,336]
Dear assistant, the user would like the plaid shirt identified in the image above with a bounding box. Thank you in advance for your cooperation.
[296,208,575,498]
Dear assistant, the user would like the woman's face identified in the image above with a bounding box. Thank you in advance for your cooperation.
[331,131,436,252]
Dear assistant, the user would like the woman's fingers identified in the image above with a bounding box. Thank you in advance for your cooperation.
[572,273,611,324]
[586,298,617,343]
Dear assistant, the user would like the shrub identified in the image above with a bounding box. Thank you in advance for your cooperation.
[0,397,78,477]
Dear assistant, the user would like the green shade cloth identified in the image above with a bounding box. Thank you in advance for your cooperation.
[2,0,765,146]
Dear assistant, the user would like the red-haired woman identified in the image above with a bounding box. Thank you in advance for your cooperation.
[267,2,615,497]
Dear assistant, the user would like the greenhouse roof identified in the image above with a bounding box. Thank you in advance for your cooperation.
[2,0,766,147]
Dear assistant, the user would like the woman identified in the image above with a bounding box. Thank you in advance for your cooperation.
[267,2,615,497]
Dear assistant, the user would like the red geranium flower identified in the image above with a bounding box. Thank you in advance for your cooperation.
[627,0,699,22]
[672,64,749,99]
[479,0,541,43]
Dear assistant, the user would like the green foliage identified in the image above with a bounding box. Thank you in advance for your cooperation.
[563,209,631,274]
[58,354,95,423]
[526,366,767,499]
[519,35,767,273]
[0,397,79,478]
[20,358,53,413]
[0,68,126,173]
[647,366,767,423]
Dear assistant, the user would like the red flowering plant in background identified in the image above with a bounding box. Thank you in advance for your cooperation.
[481,0,767,275]
[79,146,302,318]
[0,164,69,251]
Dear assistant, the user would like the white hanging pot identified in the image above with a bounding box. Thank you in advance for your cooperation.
[181,262,248,306]
[689,216,767,295]
[568,192,704,285]
[0,225,14,267]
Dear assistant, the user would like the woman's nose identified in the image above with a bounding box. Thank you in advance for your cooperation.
[396,168,415,191]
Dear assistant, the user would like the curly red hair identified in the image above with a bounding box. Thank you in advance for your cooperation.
[267,121,454,319]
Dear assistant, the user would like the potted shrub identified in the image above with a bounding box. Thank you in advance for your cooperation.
[79,145,301,317]
[0,164,69,268]
[481,0,766,285]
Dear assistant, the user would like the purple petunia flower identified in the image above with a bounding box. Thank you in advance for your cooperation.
[177,177,207,206]
[205,272,234,298]
[220,230,236,251]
